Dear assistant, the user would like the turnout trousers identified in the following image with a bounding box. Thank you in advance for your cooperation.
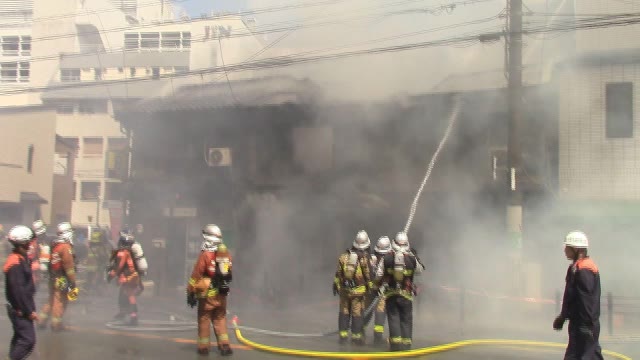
[338,293,365,343]
[386,295,413,351]
[197,294,230,352]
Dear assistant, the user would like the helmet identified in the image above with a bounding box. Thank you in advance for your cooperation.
[393,232,410,253]
[202,224,222,239]
[32,220,47,236]
[352,230,370,250]
[201,224,222,252]
[56,222,74,243]
[375,236,392,254]
[7,225,34,246]
[564,231,588,249]
[118,228,135,248]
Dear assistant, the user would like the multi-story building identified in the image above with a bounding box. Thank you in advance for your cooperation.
[0,0,263,229]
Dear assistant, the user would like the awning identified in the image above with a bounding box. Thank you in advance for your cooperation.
[20,192,48,204]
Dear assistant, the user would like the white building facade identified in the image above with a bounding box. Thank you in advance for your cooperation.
[0,0,264,228]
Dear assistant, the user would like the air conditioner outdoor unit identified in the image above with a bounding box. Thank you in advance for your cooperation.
[207,147,232,166]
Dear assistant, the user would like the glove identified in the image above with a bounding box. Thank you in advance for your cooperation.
[187,292,197,308]
[333,283,339,296]
[67,287,79,301]
[28,312,39,321]
[553,315,565,331]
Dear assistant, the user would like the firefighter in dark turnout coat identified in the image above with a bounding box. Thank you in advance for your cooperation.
[553,231,604,360]
[4,225,38,360]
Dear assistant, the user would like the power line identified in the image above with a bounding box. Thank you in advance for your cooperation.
[16,0,497,65]
[0,11,636,97]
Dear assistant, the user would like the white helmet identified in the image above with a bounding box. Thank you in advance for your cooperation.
[564,231,588,249]
[352,230,370,250]
[32,220,47,236]
[56,222,74,243]
[375,236,392,254]
[393,232,410,253]
[7,225,34,246]
[202,224,222,251]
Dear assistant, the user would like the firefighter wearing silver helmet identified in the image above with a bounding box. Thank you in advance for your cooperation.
[376,231,422,351]
[38,222,78,331]
[553,231,604,360]
[333,230,373,345]
[186,224,233,356]
[369,236,391,345]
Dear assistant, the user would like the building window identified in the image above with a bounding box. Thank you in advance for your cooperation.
[124,33,139,50]
[83,137,103,157]
[94,68,102,80]
[106,138,128,179]
[105,182,124,201]
[80,181,101,200]
[20,36,30,56]
[26,145,34,173]
[0,62,29,82]
[130,67,136,78]
[61,68,81,82]
[140,32,160,49]
[2,36,19,56]
[606,82,634,138]
[161,32,181,49]
[72,181,76,201]
[182,32,191,48]
[175,66,189,73]
[152,67,160,79]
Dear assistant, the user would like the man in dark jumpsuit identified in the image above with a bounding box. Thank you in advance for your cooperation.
[4,225,38,360]
[553,230,604,360]
[376,232,424,351]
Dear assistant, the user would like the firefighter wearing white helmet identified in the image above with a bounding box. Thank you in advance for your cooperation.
[38,222,78,331]
[375,231,423,351]
[553,230,604,359]
[4,225,38,360]
[333,230,373,345]
[186,224,233,355]
[32,220,51,276]
[369,236,391,345]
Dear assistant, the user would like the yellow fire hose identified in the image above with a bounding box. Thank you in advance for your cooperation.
[232,317,632,360]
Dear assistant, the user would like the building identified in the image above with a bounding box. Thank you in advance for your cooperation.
[0,0,265,229]
[0,106,76,226]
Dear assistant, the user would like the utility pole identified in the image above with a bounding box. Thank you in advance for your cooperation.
[506,0,524,294]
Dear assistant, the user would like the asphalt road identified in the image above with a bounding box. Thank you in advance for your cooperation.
[0,288,636,360]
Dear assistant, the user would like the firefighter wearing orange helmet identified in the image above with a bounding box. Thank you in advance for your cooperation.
[186,224,233,356]
[38,222,78,331]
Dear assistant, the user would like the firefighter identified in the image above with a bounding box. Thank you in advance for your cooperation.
[38,222,78,331]
[186,224,233,356]
[369,236,392,345]
[333,230,373,345]
[553,231,604,360]
[376,232,424,351]
[4,225,38,360]
[33,220,51,278]
[85,230,110,295]
[108,229,141,325]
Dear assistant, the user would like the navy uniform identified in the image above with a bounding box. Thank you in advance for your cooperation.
[4,225,38,360]
[553,231,604,360]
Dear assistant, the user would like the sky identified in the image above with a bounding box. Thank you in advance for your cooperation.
[179,0,247,16]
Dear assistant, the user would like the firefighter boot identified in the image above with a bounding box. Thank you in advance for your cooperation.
[197,347,209,355]
[219,344,233,356]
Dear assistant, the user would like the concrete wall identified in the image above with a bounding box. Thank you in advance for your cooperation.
[0,106,57,223]
[557,62,640,199]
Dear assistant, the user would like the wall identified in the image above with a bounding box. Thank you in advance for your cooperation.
[557,62,640,199]
[0,106,57,223]
[575,0,640,52]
